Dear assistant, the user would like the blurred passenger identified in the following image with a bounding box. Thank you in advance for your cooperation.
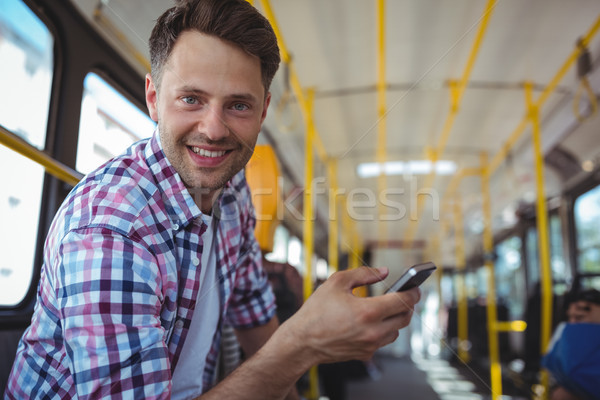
[4,0,421,399]
[565,289,600,324]
[544,289,600,400]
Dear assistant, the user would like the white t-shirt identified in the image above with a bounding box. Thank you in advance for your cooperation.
[171,214,220,399]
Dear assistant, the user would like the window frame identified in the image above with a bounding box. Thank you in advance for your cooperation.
[0,0,147,324]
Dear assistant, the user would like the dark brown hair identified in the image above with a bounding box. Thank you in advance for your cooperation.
[149,0,280,93]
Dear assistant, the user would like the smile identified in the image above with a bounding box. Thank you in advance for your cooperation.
[190,147,227,158]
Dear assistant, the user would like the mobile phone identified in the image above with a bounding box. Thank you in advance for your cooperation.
[385,262,437,293]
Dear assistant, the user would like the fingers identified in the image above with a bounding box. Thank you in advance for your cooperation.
[331,266,389,290]
[367,287,421,320]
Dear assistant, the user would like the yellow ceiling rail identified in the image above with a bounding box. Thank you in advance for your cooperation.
[403,0,496,246]
[93,4,151,73]
[0,125,83,186]
[488,14,600,176]
[258,0,328,163]
[443,167,483,205]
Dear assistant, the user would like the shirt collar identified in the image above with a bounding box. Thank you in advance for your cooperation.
[144,129,202,229]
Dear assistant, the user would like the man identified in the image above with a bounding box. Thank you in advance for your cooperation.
[5,0,420,398]
[548,289,600,400]
[565,289,600,324]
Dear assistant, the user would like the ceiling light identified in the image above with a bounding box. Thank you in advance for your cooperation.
[357,160,457,178]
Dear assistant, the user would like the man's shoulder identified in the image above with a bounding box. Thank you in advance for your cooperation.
[59,140,162,236]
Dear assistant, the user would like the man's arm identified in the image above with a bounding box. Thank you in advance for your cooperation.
[235,316,280,358]
[198,266,420,400]
[235,318,300,400]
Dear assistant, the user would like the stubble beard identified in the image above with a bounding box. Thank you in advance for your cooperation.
[159,123,254,198]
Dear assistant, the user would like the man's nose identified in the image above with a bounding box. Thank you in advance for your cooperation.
[202,106,229,141]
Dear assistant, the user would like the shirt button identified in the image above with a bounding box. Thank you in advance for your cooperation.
[172,223,179,231]
[175,320,184,329]
[192,258,200,266]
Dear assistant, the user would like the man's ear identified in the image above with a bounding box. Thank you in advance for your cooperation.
[260,92,271,124]
[145,73,159,122]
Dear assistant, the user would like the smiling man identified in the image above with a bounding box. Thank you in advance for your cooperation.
[5,1,420,399]
[148,30,269,212]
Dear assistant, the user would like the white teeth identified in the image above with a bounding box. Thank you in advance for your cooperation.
[191,147,226,158]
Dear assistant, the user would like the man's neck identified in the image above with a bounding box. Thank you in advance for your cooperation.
[188,187,222,215]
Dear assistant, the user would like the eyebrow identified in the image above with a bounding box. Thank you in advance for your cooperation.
[176,85,260,104]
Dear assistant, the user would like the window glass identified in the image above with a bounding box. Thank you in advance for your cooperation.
[76,72,155,174]
[288,236,303,271]
[0,0,52,306]
[495,236,526,319]
[574,185,600,274]
[580,276,600,290]
[549,214,570,294]
[0,149,44,305]
[526,227,540,291]
[526,216,570,296]
[265,225,290,264]
[0,0,53,149]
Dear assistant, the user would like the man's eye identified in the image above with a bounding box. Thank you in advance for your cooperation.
[232,103,249,111]
[182,97,197,105]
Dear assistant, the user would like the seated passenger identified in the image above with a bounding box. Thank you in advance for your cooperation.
[544,289,600,400]
[4,1,421,399]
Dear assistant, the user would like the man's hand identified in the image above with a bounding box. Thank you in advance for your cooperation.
[279,266,421,365]
[201,266,420,400]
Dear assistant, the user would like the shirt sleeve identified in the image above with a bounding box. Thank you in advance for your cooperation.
[225,194,277,329]
[56,227,171,399]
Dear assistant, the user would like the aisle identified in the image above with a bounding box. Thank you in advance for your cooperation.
[345,355,441,400]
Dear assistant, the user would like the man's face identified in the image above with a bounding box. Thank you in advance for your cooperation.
[566,300,600,323]
[146,31,270,208]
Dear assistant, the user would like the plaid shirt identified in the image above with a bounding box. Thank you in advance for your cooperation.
[5,131,276,399]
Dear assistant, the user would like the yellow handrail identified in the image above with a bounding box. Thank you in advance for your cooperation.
[453,197,470,363]
[525,82,554,400]
[258,0,328,164]
[480,152,503,400]
[404,0,497,245]
[376,0,388,241]
[328,159,339,273]
[0,124,83,186]
[488,14,600,175]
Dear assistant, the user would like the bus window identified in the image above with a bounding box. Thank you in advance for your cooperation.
[549,214,570,294]
[0,0,53,306]
[0,0,53,149]
[495,236,526,320]
[574,185,600,275]
[526,215,571,295]
[76,72,155,174]
[265,224,290,264]
[526,227,540,291]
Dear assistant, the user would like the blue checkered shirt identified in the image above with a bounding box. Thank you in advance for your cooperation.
[5,131,276,399]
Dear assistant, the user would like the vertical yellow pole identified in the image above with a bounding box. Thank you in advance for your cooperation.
[376,0,388,242]
[481,152,502,400]
[303,88,315,302]
[328,159,339,273]
[525,82,553,400]
[302,89,319,400]
[453,199,470,363]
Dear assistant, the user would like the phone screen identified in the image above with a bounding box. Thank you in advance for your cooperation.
[385,262,437,293]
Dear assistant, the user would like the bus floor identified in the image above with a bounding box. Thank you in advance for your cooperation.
[319,352,518,400]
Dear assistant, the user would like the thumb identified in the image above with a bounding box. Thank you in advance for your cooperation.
[338,266,389,290]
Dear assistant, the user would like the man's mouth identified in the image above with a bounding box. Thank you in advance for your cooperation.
[190,146,228,158]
